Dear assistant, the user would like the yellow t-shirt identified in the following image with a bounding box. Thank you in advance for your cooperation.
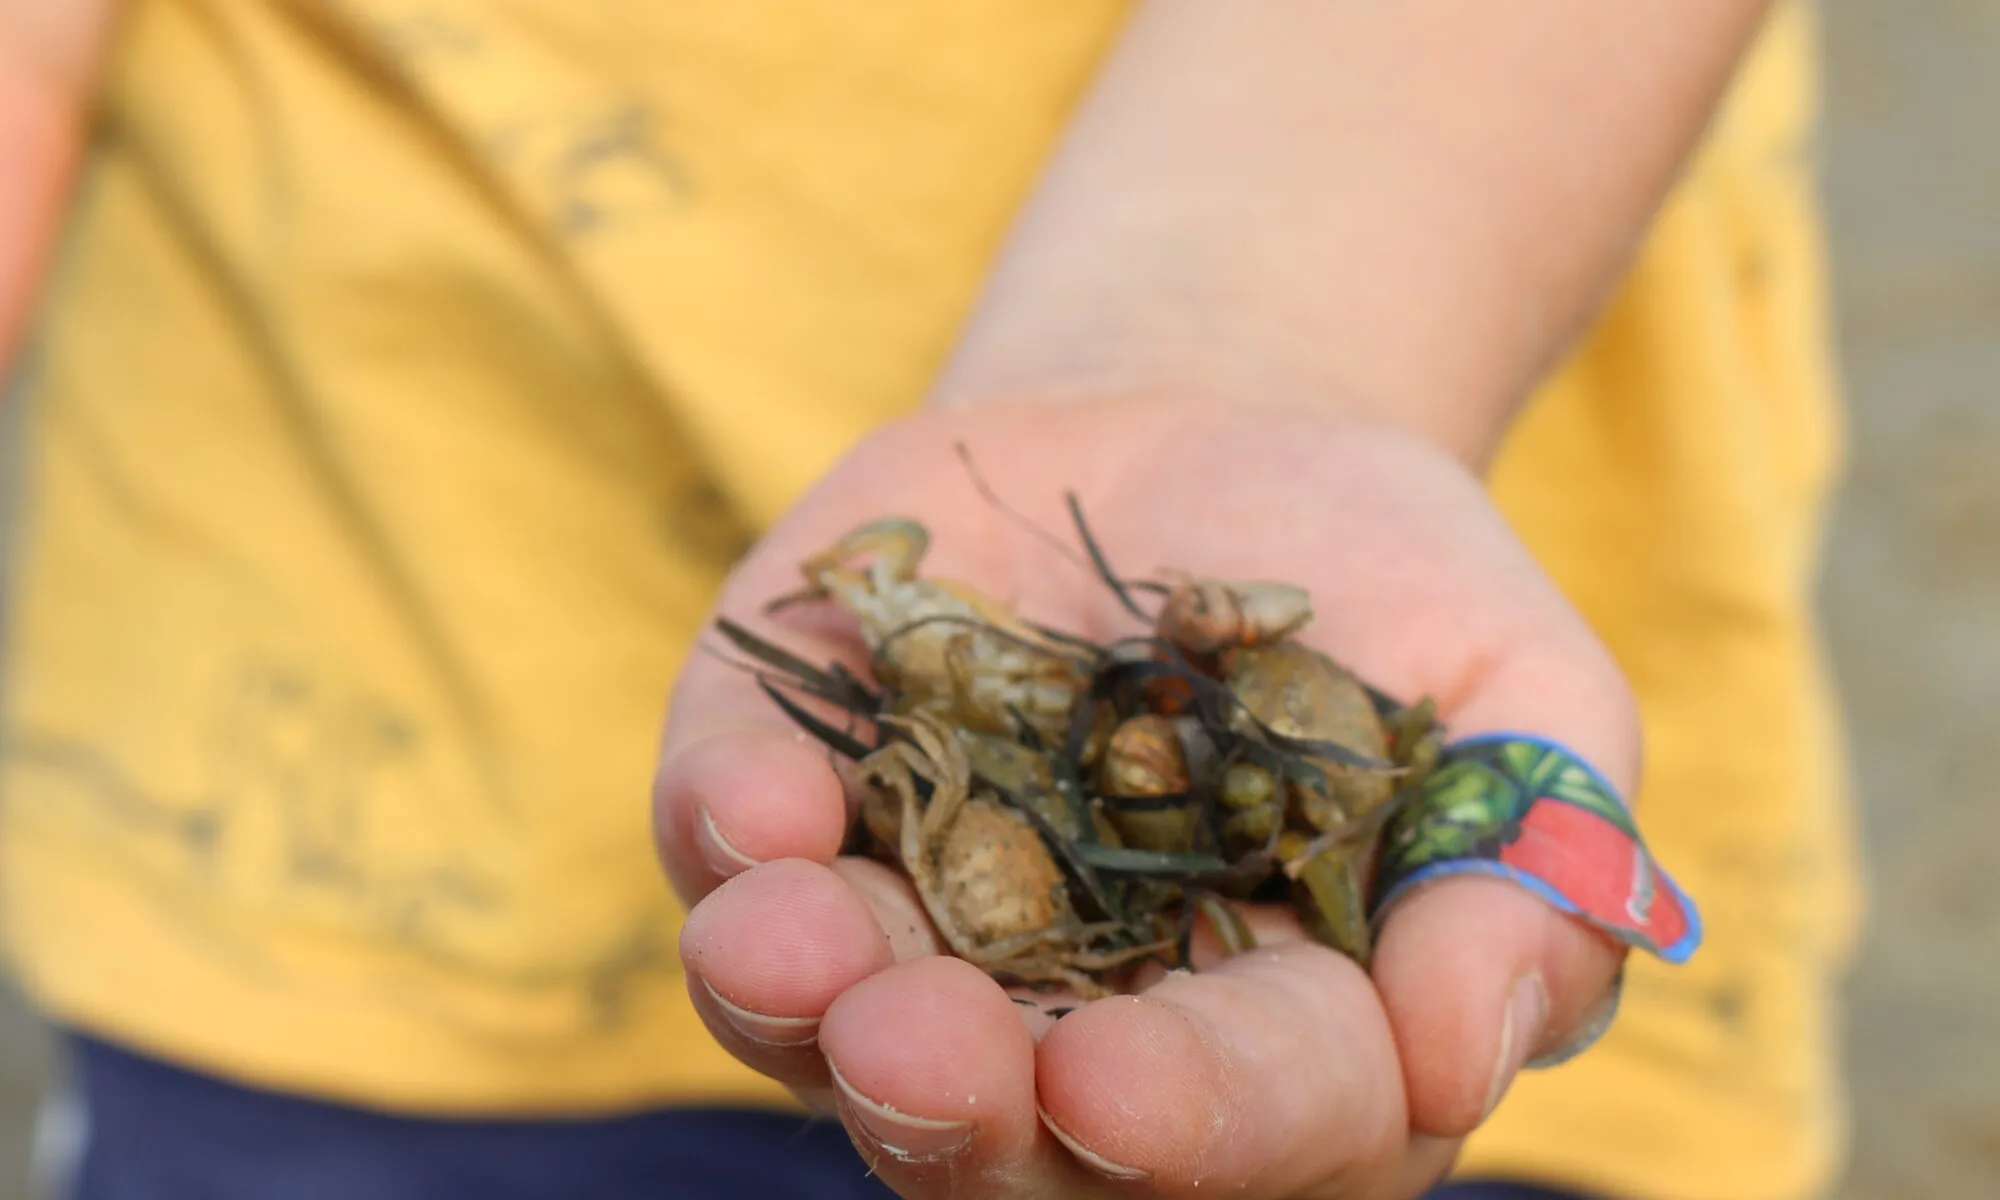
[3,1,1855,1196]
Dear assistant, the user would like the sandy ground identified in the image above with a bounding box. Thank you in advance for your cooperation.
[0,2,1993,1196]
[1816,2,2000,1195]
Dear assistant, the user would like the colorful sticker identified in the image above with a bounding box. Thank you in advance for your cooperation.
[1372,733,1701,964]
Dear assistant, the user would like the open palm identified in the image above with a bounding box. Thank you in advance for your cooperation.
[655,397,1633,1198]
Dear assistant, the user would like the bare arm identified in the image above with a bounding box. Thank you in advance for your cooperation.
[0,0,123,373]
[934,0,1775,466]
[668,10,1776,1191]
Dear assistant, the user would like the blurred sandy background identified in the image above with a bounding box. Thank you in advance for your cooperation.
[1814,2,2000,1195]
[0,2,1994,1195]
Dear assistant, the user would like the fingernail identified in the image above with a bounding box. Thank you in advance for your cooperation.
[1528,973,1624,1070]
[698,978,820,1048]
[694,805,760,877]
[1038,1106,1152,1182]
[1483,971,1549,1120]
[828,1061,975,1163]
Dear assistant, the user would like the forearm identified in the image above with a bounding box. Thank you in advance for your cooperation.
[0,0,122,375]
[932,0,1774,467]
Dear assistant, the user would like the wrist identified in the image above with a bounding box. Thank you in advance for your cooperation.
[928,349,1523,475]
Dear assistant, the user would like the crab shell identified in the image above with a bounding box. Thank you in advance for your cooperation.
[1220,640,1397,824]
[861,782,1072,949]
[935,797,1074,946]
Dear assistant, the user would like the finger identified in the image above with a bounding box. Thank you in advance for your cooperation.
[679,858,896,1092]
[819,956,1112,1196]
[1373,615,1641,1139]
[1374,875,1623,1140]
[827,856,946,963]
[652,488,928,905]
[654,724,854,903]
[1035,940,1412,1196]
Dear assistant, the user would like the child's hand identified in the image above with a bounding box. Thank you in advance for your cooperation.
[654,397,1632,1198]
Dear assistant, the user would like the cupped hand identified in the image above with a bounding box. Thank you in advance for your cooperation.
[655,397,1634,1198]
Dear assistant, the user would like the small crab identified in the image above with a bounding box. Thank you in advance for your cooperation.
[1154,575,1314,659]
[773,518,1090,745]
[1222,641,1397,826]
[1217,639,1439,963]
[1096,712,1204,854]
[856,712,1166,997]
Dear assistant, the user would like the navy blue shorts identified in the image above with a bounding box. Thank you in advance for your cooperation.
[54,1033,1594,1199]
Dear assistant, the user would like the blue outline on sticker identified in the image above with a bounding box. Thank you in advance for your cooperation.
[1373,857,1703,965]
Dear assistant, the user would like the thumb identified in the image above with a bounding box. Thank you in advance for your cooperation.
[1368,637,1701,1139]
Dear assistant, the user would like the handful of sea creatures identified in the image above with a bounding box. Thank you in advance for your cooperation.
[711,462,1457,1000]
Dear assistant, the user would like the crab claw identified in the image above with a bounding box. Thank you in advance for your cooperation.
[766,517,932,615]
[1156,577,1314,655]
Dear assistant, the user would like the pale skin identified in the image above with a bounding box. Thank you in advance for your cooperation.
[0,0,120,368]
[6,2,1773,1197]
